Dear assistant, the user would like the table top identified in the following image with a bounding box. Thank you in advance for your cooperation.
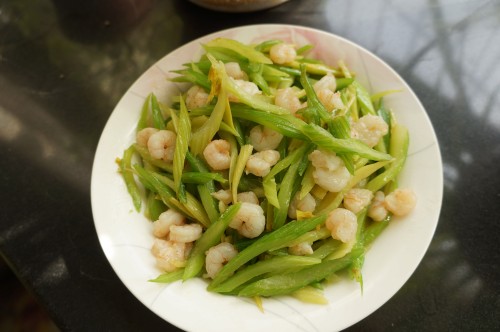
[1,0,499,331]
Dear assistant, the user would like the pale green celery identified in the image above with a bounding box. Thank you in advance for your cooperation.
[300,64,330,124]
[352,80,376,115]
[150,93,165,129]
[309,238,342,260]
[154,172,211,227]
[203,46,247,64]
[133,164,193,219]
[363,215,391,247]
[316,160,391,214]
[371,90,402,107]
[208,214,327,289]
[302,123,392,161]
[205,38,272,64]
[338,60,352,78]
[119,145,142,211]
[145,191,165,221]
[211,256,321,293]
[365,124,409,192]
[262,64,291,80]
[296,44,314,55]
[181,172,227,185]
[346,85,359,121]
[173,97,191,202]
[183,203,242,280]
[208,56,289,115]
[185,152,220,224]
[299,164,315,200]
[137,94,152,132]
[169,108,179,133]
[291,286,328,305]
[288,61,339,76]
[134,144,173,173]
[272,161,301,230]
[254,39,282,52]
[149,269,184,283]
[285,227,330,248]
[231,144,254,203]
[264,143,307,181]
[231,104,307,140]
[219,121,240,137]
[171,67,211,91]
[219,132,239,185]
[190,88,228,155]
[237,249,363,297]
[263,178,280,208]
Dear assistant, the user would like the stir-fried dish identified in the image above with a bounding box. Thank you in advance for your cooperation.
[117,38,416,303]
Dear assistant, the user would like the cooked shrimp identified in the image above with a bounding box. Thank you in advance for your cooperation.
[136,127,159,147]
[205,242,238,279]
[325,208,358,243]
[148,130,177,162]
[313,73,337,93]
[274,87,302,114]
[153,209,186,238]
[308,149,350,192]
[316,89,345,112]
[288,192,316,219]
[185,85,209,109]
[203,139,231,171]
[237,191,259,205]
[245,150,281,177]
[288,242,313,256]
[169,223,203,243]
[269,43,296,64]
[343,188,374,214]
[351,115,389,148]
[229,79,261,102]
[229,202,265,238]
[368,191,388,222]
[249,125,283,151]
[212,189,232,205]
[384,188,417,217]
[225,62,248,80]
[151,239,191,272]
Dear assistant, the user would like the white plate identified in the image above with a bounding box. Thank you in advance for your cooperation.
[91,24,443,332]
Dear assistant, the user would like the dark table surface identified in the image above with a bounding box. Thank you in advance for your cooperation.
[1,0,499,331]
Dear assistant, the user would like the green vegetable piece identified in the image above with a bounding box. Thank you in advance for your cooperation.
[185,152,220,224]
[365,124,409,192]
[212,256,321,293]
[134,144,173,173]
[137,94,151,132]
[302,123,392,161]
[231,145,254,203]
[352,80,376,116]
[272,161,300,230]
[119,145,142,211]
[208,214,327,289]
[238,248,364,297]
[173,96,191,202]
[150,93,165,130]
[183,203,242,280]
[171,68,211,91]
[205,38,273,64]
[145,191,165,221]
[149,269,184,284]
[181,172,227,185]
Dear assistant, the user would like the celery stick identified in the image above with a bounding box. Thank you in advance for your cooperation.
[211,256,321,293]
[119,145,142,212]
[149,269,184,284]
[205,38,273,64]
[183,203,241,280]
[208,214,327,289]
[231,145,253,203]
[173,96,191,203]
[365,124,409,192]
[238,248,363,297]
[302,123,392,161]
